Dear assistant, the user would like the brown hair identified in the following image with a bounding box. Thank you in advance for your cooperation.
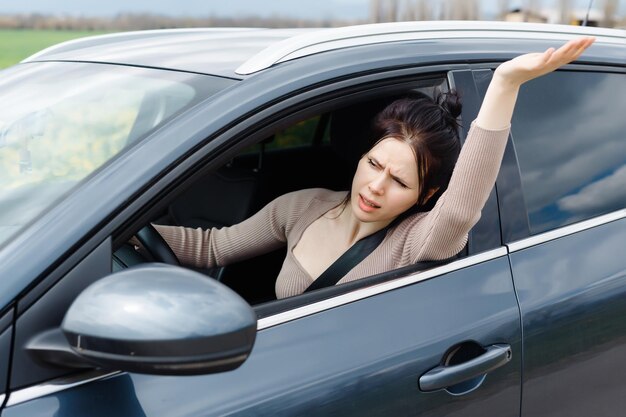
[370,91,462,213]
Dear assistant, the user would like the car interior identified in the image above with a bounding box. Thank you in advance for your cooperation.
[112,78,459,311]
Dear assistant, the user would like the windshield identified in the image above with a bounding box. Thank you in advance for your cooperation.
[0,62,235,247]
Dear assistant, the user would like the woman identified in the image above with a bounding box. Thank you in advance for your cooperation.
[154,37,595,299]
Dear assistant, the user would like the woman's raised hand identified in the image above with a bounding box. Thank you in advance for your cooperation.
[475,37,595,130]
[495,37,595,87]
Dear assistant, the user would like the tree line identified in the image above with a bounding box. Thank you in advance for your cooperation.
[370,0,622,27]
[0,0,622,32]
[0,13,354,31]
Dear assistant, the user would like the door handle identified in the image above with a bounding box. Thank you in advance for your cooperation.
[418,344,512,392]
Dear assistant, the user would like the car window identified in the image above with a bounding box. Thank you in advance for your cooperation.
[119,77,472,306]
[241,115,328,156]
[272,115,326,149]
[511,70,626,235]
[0,62,235,248]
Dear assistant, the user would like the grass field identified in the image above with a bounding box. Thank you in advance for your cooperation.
[0,29,111,69]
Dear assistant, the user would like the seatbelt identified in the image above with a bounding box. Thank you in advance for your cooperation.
[303,226,389,293]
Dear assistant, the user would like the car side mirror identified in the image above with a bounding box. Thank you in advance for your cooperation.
[29,264,257,375]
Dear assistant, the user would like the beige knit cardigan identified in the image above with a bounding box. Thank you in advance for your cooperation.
[155,122,510,299]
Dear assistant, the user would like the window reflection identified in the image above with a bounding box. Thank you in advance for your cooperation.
[0,62,234,247]
[511,71,626,234]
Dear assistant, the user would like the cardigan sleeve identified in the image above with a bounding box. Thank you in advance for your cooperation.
[407,121,511,262]
[153,190,313,268]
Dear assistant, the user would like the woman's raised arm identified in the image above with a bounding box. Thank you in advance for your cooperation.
[409,37,596,262]
[476,37,595,130]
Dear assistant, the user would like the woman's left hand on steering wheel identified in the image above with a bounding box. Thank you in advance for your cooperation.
[135,224,180,266]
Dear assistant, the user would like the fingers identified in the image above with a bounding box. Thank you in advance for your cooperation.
[549,37,595,66]
[552,39,581,61]
[572,44,587,60]
[494,37,595,85]
[542,47,555,63]
[568,37,595,54]
[568,37,595,62]
[576,37,596,56]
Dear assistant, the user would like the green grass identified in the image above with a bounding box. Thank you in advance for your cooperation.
[0,29,112,69]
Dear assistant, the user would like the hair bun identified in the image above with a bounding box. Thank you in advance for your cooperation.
[438,90,462,119]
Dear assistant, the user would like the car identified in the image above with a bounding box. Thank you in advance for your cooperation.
[0,21,624,417]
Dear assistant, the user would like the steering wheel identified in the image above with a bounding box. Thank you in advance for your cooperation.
[135,224,180,266]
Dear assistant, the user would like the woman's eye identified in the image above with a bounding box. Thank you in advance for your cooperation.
[395,179,408,188]
[367,158,377,168]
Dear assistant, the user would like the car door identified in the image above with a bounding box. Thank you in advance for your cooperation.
[2,253,521,417]
[1,54,522,416]
[497,68,626,417]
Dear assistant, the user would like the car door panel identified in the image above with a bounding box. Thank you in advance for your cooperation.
[3,254,520,417]
[496,67,626,417]
[509,217,626,417]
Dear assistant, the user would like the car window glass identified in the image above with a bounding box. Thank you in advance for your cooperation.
[0,62,234,247]
[242,115,324,155]
[320,116,332,145]
[272,116,322,149]
[511,71,626,235]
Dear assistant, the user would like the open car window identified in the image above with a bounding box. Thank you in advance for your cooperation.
[114,76,473,313]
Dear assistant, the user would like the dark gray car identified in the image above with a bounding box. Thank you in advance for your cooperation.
[0,21,624,416]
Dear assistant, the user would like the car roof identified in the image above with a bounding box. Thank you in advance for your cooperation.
[23,22,624,79]
[22,28,319,79]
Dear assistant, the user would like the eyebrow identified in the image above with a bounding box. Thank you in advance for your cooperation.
[370,156,412,187]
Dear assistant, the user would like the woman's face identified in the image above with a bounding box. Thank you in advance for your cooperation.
[350,138,421,224]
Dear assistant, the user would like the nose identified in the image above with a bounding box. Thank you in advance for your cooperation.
[368,172,386,195]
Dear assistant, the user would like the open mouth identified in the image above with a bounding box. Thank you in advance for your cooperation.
[359,194,381,209]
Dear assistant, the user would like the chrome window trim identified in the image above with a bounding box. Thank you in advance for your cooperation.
[257,246,508,330]
[507,209,626,252]
[5,370,121,407]
[236,21,623,74]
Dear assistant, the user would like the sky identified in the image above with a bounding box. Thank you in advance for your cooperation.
[1,0,623,20]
